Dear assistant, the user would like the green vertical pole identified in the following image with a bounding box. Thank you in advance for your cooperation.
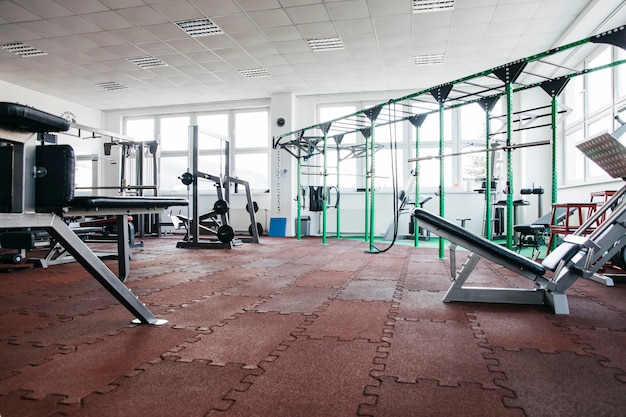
[369,120,376,252]
[336,147,341,239]
[505,82,514,249]
[296,149,302,240]
[414,124,420,248]
[322,133,328,245]
[484,108,492,240]
[438,103,445,259]
[551,96,558,206]
[364,132,370,242]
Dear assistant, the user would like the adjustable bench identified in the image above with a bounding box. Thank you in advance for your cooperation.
[0,102,188,324]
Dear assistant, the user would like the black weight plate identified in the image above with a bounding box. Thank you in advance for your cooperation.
[217,225,234,243]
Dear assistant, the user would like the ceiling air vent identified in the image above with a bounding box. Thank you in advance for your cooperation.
[238,68,271,79]
[128,56,168,69]
[412,0,455,13]
[307,37,344,51]
[413,53,445,65]
[1,42,47,57]
[176,18,224,37]
[96,81,128,91]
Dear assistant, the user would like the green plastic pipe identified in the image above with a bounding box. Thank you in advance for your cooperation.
[439,102,445,259]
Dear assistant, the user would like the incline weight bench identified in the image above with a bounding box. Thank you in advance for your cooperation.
[412,130,626,315]
[0,102,188,324]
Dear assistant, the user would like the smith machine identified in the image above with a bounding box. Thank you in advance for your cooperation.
[173,125,261,249]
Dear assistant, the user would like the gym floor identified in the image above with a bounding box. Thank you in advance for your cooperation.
[0,236,624,416]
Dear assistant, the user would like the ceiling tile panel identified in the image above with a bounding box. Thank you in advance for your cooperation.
[334,18,374,36]
[143,23,190,41]
[229,28,268,46]
[13,0,73,18]
[211,13,257,32]
[235,0,282,12]
[196,34,238,49]
[325,0,370,20]
[284,4,330,24]
[110,27,158,43]
[98,0,145,8]
[295,22,337,38]
[0,21,42,41]
[116,6,170,26]
[166,38,207,53]
[82,31,127,47]
[190,0,243,17]
[0,2,42,22]
[263,25,302,42]
[248,9,293,28]
[48,15,104,34]
[152,1,206,22]
[367,0,409,16]
[54,0,109,14]
[372,14,411,34]
[82,11,135,30]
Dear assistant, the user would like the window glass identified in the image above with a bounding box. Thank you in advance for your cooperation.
[460,104,486,140]
[197,114,229,150]
[160,116,190,151]
[618,47,626,99]
[234,111,269,148]
[160,156,189,192]
[587,47,612,114]
[564,75,584,124]
[374,148,404,189]
[419,110,452,142]
[234,153,269,190]
[125,118,154,141]
[461,145,486,185]
[587,114,613,178]
[564,129,584,183]
[75,158,94,190]
[418,147,452,188]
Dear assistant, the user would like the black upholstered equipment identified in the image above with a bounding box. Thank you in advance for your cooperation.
[0,102,70,132]
[414,208,545,276]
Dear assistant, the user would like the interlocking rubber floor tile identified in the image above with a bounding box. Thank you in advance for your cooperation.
[0,342,63,380]
[140,279,229,307]
[383,320,499,388]
[403,271,451,291]
[396,290,472,322]
[0,326,196,403]
[407,260,449,275]
[566,327,626,373]
[319,258,367,272]
[73,359,261,417]
[220,337,379,417]
[360,377,523,417]
[224,275,297,297]
[302,299,393,342]
[7,305,133,347]
[0,312,61,340]
[355,266,402,280]
[0,389,81,416]
[339,280,397,302]
[30,289,119,317]
[296,270,354,288]
[471,307,589,353]
[492,347,626,416]
[254,286,336,314]
[163,294,261,329]
[166,311,305,367]
[551,294,626,331]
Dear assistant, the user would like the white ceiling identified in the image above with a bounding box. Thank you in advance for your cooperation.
[0,0,624,111]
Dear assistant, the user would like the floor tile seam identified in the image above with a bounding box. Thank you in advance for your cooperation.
[570,289,626,314]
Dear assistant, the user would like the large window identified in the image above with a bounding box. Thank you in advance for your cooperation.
[123,108,270,193]
[562,45,624,185]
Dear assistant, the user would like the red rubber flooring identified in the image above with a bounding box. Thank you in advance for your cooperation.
[0,236,625,416]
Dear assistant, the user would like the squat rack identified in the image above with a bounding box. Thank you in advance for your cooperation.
[273,26,626,256]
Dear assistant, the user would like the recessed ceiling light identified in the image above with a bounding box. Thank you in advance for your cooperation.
[307,37,344,51]
[239,68,271,79]
[1,42,47,57]
[128,56,168,69]
[96,81,128,91]
[414,54,445,65]
[176,18,224,37]
[412,0,455,13]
